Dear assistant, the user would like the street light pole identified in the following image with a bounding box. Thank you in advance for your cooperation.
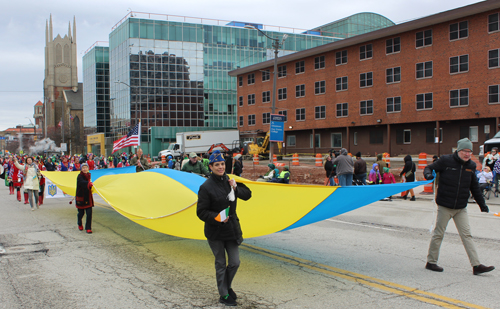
[244,25,287,163]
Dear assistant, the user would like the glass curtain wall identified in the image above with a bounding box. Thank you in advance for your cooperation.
[311,13,395,39]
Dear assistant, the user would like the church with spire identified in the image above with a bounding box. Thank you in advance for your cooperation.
[43,15,84,154]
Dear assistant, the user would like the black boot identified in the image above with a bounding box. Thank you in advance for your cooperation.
[425,262,443,272]
[473,264,495,275]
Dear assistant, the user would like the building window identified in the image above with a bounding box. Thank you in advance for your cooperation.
[278,65,287,78]
[248,94,255,105]
[489,49,499,68]
[450,89,469,107]
[315,105,326,119]
[360,44,373,60]
[427,127,443,143]
[262,91,270,103]
[386,37,400,54]
[416,61,433,79]
[310,134,321,148]
[315,56,325,69]
[360,100,373,115]
[489,85,499,104]
[238,76,243,87]
[353,132,358,146]
[469,126,478,142]
[360,72,373,88]
[331,133,342,148]
[396,129,411,144]
[296,108,306,121]
[247,73,255,85]
[387,97,401,113]
[336,103,348,117]
[278,88,287,100]
[262,113,271,124]
[386,67,401,83]
[278,110,287,121]
[295,61,305,74]
[489,13,499,33]
[239,116,243,127]
[238,96,243,107]
[262,70,270,82]
[296,84,305,98]
[416,93,433,110]
[315,81,326,94]
[416,29,432,47]
[450,21,468,41]
[450,55,469,74]
[287,135,296,147]
[336,76,348,91]
[248,114,255,126]
[336,50,347,65]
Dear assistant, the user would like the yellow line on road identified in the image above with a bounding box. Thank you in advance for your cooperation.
[241,243,488,309]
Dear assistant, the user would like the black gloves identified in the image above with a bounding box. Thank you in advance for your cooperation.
[424,173,434,180]
[480,205,489,213]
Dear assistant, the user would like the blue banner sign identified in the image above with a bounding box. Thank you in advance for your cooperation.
[270,114,285,142]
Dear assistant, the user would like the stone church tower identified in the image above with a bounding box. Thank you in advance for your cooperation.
[43,15,84,153]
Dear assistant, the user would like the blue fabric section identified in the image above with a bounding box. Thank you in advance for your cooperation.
[282,180,433,231]
[90,166,136,181]
[145,168,206,193]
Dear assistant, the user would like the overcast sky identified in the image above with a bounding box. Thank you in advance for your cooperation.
[0,0,482,131]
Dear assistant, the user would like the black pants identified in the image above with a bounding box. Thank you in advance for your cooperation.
[207,239,240,297]
[77,208,93,230]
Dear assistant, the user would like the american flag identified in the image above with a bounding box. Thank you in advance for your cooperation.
[112,122,141,154]
[70,114,74,121]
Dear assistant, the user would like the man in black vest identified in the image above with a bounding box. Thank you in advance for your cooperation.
[424,138,494,275]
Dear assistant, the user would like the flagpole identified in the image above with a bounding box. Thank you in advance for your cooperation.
[137,119,141,154]
[69,113,72,155]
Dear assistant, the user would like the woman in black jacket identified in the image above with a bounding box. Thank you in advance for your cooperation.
[400,155,416,201]
[197,150,252,306]
[324,155,334,186]
[75,163,94,233]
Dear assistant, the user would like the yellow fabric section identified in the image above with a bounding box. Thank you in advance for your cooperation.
[94,172,197,218]
[42,171,337,240]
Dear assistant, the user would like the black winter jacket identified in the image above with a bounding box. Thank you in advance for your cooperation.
[424,152,486,210]
[400,155,416,182]
[197,173,252,241]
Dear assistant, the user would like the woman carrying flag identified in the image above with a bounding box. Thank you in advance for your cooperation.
[197,150,252,306]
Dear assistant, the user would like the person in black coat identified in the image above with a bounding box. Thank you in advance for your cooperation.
[399,155,416,201]
[75,163,94,234]
[232,154,243,176]
[423,138,494,275]
[197,150,252,306]
[324,155,334,186]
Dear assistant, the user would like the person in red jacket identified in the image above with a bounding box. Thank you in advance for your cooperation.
[11,156,24,202]
[75,163,94,233]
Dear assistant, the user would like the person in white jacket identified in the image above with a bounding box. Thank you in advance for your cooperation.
[14,156,40,210]
[477,166,493,192]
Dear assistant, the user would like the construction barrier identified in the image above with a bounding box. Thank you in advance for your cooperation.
[422,182,433,194]
[276,163,285,167]
[383,152,391,168]
[418,153,427,169]
[273,154,278,165]
[292,153,300,166]
[161,155,166,164]
[334,176,339,185]
[253,154,259,165]
[315,153,322,167]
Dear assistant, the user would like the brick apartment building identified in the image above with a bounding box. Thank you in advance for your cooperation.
[229,1,500,157]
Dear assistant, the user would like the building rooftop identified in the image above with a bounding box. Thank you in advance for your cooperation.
[35,101,43,106]
[229,0,500,76]
[63,83,84,110]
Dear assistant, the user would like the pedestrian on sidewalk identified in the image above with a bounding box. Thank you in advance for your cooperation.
[332,148,354,186]
[423,138,494,275]
[354,152,367,185]
[400,155,416,201]
[324,155,335,186]
[75,163,94,234]
[197,150,252,306]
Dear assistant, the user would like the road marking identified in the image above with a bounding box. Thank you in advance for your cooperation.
[241,243,487,309]
[326,219,399,232]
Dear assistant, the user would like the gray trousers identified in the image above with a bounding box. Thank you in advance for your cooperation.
[27,189,39,209]
[207,239,240,297]
[427,206,480,267]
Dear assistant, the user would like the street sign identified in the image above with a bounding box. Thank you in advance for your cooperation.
[270,114,285,142]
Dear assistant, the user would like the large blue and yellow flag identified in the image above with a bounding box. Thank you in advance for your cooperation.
[42,168,431,240]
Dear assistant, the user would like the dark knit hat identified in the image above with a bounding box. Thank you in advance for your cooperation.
[355,152,361,158]
[457,138,473,152]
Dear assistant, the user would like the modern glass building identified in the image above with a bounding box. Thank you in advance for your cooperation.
[108,16,342,153]
[83,45,110,137]
[310,13,395,39]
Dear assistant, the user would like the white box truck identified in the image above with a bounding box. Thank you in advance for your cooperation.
[158,129,240,159]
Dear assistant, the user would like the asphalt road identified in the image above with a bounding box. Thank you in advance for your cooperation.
[0,183,498,309]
